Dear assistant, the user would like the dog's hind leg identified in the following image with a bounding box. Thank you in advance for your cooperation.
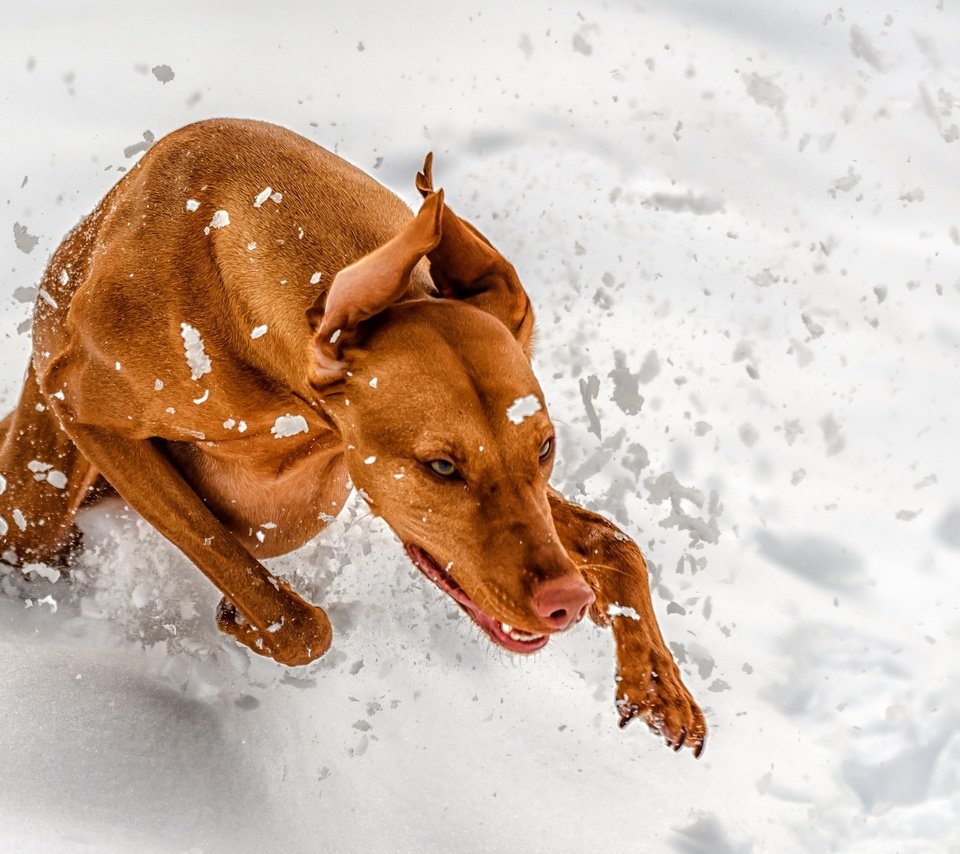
[0,363,99,567]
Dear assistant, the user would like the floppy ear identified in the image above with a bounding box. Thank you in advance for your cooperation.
[416,154,533,350]
[307,190,444,386]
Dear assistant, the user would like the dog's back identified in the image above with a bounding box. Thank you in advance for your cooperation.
[34,120,423,415]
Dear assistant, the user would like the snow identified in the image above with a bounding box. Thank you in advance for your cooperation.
[310,271,322,284]
[506,393,541,424]
[2,1,960,852]
[271,414,309,438]
[250,324,268,339]
[185,198,199,212]
[207,209,229,230]
[179,322,212,381]
[607,602,641,622]
[253,186,272,208]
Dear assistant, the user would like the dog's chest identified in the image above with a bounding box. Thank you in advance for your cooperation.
[167,434,350,558]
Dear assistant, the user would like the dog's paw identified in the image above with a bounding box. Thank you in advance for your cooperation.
[216,594,332,667]
[615,657,707,758]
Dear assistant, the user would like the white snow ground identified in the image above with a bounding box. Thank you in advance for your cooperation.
[1,1,959,851]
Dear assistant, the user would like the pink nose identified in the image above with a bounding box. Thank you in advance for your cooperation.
[532,577,595,631]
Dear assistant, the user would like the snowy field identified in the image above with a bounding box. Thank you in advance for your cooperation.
[2,1,959,851]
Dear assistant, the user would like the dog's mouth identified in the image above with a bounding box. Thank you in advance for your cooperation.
[405,544,550,654]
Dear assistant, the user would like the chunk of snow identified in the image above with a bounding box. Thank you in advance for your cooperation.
[154,378,163,391]
[607,602,641,621]
[180,323,212,380]
[208,209,230,229]
[238,420,247,433]
[253,187,272,208]
[269,191,283,204]
[38,289,58,309]
[12,509,27,531]
[193,389,209,405]
[185,199,200,212]
[310,272,322,285]
[506,394,542,424]
[58,269,69,285]
[224,419,236,429]
[364,456,376,464]
[251,325,268,339]
[271,414,308,438]
[46,470,67,490]
[0,474,6,495]
[369,377,378,388]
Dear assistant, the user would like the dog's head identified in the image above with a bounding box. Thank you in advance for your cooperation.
[306,159,593,653]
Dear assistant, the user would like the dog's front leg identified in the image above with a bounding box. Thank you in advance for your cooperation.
[59,421,331,666]
[548,489,706,756]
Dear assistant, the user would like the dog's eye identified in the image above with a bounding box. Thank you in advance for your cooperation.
[429,459,457,477]
[538,438,553,461]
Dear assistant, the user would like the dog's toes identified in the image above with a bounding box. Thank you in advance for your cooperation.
[215,594,332,667]
[616,664,707,758]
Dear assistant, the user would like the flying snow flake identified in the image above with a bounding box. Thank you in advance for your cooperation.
[506,394,542,424]
[180,323,212,380]
[185,199,200,212]
[271,414,309,438]
[151,64,175,84]
[251,325,268,339]
[253,187,272,208]
[13,222,39,254]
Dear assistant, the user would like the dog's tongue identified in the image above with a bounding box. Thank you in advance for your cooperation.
[405,544,549,654]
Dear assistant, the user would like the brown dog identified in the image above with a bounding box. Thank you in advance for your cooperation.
[0,119,705,756]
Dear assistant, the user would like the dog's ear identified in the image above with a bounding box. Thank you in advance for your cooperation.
[307,190,444,386]
[416,154,534,351]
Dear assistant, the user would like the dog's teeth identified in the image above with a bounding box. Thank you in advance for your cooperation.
[499,621,545,643]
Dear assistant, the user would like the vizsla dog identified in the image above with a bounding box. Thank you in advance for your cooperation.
[0,119,705,756]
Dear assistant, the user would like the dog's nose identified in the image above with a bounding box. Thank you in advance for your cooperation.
[532,577,595,631]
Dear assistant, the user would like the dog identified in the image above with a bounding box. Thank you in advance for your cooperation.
[0,119,706,756]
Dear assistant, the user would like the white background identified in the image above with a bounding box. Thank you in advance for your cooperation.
[1,1,959,851]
